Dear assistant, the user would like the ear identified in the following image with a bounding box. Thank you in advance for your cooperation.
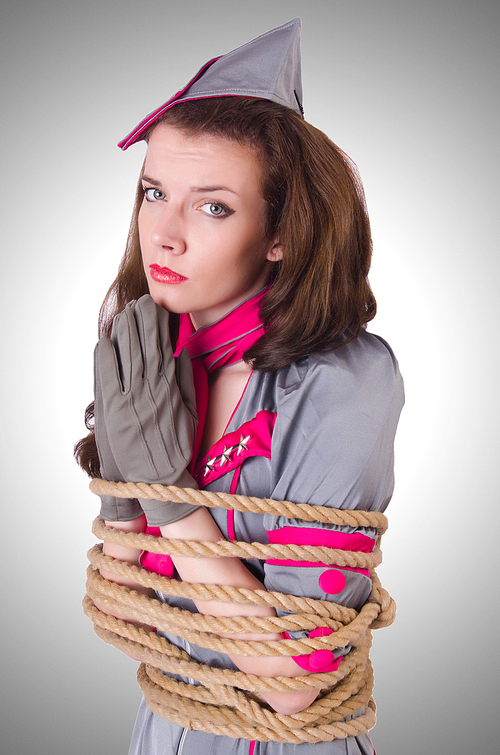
[267,240,283,263]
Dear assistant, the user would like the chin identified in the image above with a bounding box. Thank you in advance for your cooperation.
[147,288,182,313]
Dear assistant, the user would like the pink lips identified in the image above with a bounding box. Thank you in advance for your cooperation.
[149,264,187,284]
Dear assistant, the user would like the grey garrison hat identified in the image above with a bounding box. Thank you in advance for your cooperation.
[118,18,303,150]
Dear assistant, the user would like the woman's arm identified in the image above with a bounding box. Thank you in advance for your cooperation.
[99,515,156,629]
[97,508,314,712]
[160,508,319,714]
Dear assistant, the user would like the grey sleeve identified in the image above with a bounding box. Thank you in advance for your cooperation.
[99,489,200,526]
[262,332,404,615]
[268,331,404,514]
[99,494,144,522]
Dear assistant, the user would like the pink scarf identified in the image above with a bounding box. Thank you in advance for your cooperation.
[174,288,267,470]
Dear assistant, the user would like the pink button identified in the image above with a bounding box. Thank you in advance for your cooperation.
[318,568,346,595]
[309,627,333,639]
[140,552,174,579]
[308,650,336,670]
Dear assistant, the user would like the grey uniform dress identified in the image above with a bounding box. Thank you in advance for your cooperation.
[129,329,404,755]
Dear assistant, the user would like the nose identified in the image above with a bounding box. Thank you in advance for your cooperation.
[150,203,186,255]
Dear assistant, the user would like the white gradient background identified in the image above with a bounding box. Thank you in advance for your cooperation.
[1,1,499,753]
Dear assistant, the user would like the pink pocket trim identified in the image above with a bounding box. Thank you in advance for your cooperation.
[268,527,375,552]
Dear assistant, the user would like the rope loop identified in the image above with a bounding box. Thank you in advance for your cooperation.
[85,481,395,742]
[89,480,389,533]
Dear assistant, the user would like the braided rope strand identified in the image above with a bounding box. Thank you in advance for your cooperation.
[85,482,395,742]
[84,598,372,694]
[91,518,382,568]
[89,481,389,533]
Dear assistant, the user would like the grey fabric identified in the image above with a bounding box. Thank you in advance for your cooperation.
[173,18,303,112]
[94,295,200,525]
[94,354,143,521]
[130,698,376,754]
[128,330,404,754]
[119,18,303,150]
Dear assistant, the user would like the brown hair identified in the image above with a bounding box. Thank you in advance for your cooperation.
[76,97,375,475]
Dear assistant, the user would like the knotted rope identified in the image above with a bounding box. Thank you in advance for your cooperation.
[84,481,395,743]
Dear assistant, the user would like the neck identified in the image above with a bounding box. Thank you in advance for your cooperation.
[175,286,268,373]
[188,284,269,332]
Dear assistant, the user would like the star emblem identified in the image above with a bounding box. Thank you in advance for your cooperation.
[204,457,216,476]
[236,435,252,455]
[219,445,234,466]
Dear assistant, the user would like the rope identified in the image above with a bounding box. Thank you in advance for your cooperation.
[84,481,395,743]
[89,479,389,533]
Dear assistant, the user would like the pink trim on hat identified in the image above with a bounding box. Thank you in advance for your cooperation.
[118,57,221,150]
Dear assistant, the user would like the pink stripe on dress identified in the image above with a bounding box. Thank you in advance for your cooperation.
[266,526,375,577]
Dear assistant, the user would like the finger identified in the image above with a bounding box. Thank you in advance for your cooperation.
[134,295,163,381]
[110,309,131,391]
[93,345,107,459]
[93,366,124,482]
[95,337,124,396]
[156,303,175,382]
[94,355,138,511]
[175,348,198,423]
[95,338,135,482]
[111,305,144,393]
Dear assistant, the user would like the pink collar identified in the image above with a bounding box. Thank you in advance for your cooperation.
[174,288,267,470]
[174,288,267,371]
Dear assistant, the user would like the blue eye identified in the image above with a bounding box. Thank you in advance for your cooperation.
[144,187,166,201]
[200,202,233,217]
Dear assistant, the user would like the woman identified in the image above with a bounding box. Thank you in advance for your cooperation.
[77,19,404,755]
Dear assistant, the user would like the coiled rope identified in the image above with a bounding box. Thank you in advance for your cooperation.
[84,481,395,743]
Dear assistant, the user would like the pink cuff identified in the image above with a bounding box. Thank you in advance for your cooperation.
[139,526,175,579]
[290,627,341,673]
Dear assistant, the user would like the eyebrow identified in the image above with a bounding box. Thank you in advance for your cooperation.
[141,175,238,196]
[191,185,238,195]
[141,175,162,186]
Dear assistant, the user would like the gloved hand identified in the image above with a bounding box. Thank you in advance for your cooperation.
[94,355,143,522]
[94,294,200,526]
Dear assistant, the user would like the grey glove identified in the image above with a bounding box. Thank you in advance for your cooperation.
[94,356,143,521]
[94,294,200,526]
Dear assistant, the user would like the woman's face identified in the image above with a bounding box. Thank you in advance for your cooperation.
[138,123,282,329]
